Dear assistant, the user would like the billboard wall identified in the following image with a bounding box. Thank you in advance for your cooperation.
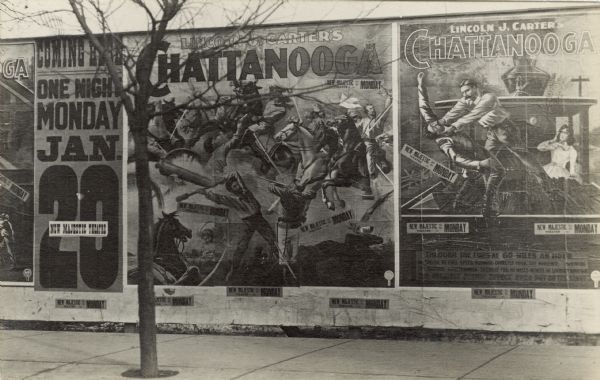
[399,11,600,288]
[125,22,395,287]
[0,7,598,306]
[33,36,123,291]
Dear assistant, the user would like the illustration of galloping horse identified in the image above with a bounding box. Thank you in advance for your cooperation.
[136,81,265,163]
[128,211,200,285]
[175,81,267,158]
[274,119,345,209]
[198,80,265,153]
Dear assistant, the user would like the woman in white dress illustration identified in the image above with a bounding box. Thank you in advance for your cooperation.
[537,124,581,183]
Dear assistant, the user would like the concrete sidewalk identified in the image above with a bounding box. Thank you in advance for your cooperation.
[0,330,598,380]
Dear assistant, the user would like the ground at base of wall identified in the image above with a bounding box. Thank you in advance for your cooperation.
[1,320,598,346]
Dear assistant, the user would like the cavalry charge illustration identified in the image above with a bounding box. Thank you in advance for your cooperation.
[127,79,394,287]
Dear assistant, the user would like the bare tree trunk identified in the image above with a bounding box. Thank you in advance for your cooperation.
[132,126,158,377]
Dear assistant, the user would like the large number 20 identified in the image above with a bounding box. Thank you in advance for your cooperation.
[39,165,119,289]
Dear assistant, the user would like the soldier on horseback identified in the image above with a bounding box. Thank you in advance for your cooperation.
[215,83,292,175]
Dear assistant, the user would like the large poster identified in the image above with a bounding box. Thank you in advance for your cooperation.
[0,43,34,282]
[399,12,600,288]
[126,23,395,287]
[34,36,123,291]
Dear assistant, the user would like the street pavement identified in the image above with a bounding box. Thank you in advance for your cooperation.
[0,329,598,379]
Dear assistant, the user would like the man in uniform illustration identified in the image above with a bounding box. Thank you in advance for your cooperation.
[217,85,292,174]
[355,99,392,180]
[268,180,315,263]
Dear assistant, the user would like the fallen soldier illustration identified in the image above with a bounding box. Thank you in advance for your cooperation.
[194,172,297,283]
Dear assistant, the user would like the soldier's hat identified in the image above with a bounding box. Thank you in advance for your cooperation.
[312,103,328,116]
[347,109,361,118]
[231,80,262,91]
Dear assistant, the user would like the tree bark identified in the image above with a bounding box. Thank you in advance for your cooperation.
[132,124,158,377]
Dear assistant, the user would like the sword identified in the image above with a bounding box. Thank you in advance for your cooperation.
[252,133,282,176]
[363,103,392,138]
[174,177,227,202]
[256,175,286,214]
[291,94,303,124]
[376,163,393,185]
[401,181,445,210]
[175,188,205,202]
[266,199,281,214]
[255,176,287,187]
[169,108,188,141]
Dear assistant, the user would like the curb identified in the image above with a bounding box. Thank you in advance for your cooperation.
[2,320,599,346]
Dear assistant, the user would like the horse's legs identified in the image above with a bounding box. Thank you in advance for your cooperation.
[321,183,335,211]
[321,186,332,210]
[322,170,339,210]
[359,175,374,200]
[332,187,345,209]
[324,177,352,210]
[321,173,332,205]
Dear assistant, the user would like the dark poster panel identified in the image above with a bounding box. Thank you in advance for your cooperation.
[399,11,600,288]
[34,36,123,291]
[126,23,395,287]
[0,43,35,283]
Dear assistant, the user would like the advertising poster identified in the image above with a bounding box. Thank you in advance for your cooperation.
[34,36,123,291]
[0,43,34,283]
[126,23,395,287]
[399,11,600,288]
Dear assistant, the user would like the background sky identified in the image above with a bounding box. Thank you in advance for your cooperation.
[1,0,597,39]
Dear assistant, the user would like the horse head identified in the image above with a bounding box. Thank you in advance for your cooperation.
[154,211,192,254]
[159,99,182,132]
[275,119,301,142]
[335,114,356,129]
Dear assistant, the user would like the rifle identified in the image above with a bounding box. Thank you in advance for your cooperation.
[362,103,392,138]
[155,159,220,188]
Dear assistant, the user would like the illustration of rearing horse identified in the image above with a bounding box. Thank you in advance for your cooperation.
[274,119,345,209]
[128,211,200,285]
[321,115,372,209]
